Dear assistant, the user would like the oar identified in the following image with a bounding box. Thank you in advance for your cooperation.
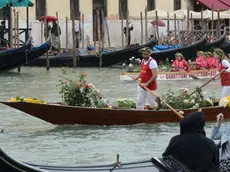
[188,71,222,97]
[173,65,200,80]
[129,75,184,119]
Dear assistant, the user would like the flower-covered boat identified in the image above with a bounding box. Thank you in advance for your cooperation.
[120,56,219,82]
[1,80,230,125]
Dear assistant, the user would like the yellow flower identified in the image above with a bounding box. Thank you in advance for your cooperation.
[10,98,17,102]
[25,98,33,103]
[219,97,229,108]
[227,96,230,108]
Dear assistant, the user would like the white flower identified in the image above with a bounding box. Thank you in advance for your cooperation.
[95,89,100,93]
[171,60,173,62]
[183,100,189,104]
[129,64,133,67]
[219,97,229,108]
[205,98,213,106]
[188,60,192,63]
[191,99,195,104]
[129,58,132,61]
[132,56,135,59]
[195,103,199,108]
[179,111,184,115]
[122,63,126,66]
[88,83,95,88]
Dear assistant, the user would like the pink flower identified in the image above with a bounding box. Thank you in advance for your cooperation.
[82,72,87,77]
[77,83,81,88]
[63,80,68,84]
[84,84,90,89]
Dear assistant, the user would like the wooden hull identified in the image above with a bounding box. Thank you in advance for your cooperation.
[25,39,156,67]
[0,37,32,72]
[1,101,229,126]
[120,70,219,82]
[0,147,193,172]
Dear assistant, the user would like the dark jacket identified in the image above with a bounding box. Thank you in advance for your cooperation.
[162,112,218,172]
[51,25,61,37]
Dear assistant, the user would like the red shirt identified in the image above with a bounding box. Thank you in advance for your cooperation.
[172,59,191,72]
[207,57,216,69]
[218,61,230,86]
[140,58,157,90]
[195,56,208,69]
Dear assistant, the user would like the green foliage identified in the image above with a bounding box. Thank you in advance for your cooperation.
[117,99,136,108]
[57,68,107,108]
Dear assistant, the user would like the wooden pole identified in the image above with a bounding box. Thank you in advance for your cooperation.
[174,14,177,39]
[186,7,190,35]
[155,10,159,40]
[201,8,204,34]
[71,9,76,68]
[44,16,49,70]
[56,12,61,52]
[145,8,148,42]
[217,9,220,38]
[17,11,20,73]
[93,12,96,49]
[13,9,16,48]
[65,17,68,50]
[211,5,214,40]
[41,21,44,44]
[140,12,143,44]
[101,9,104,51]
[97,9,102,51]
[177,16,181,44]
[120,10,124,48]
[103,11,111,50]
[125,10,129,46]
[81,13,85,48]
[167,12,170,46]
[190,13,194,42]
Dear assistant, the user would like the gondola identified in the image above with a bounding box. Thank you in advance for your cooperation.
[0,101,229,126]
[151,34,207,62]
[0,148,193,172]
[221,41,230,55]
[0,37,32,72]
[26,38,156,67]
[204,28,226,50]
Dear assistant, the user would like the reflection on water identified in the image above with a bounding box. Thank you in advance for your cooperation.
[0,67,223,165]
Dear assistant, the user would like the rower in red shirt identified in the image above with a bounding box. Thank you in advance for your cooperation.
[207,52,219,69]
[195,51,205,70]
[172,52,191,72]
[213,48,230,97]
[134,47,158,110]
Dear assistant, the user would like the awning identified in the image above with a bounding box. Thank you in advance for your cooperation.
[197,0,230,11]
[0,0,34,9]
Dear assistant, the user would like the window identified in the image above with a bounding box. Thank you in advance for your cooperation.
[35,0,46,20]
[119,0,128,19]
[174,0,181,10]
[70,0,80,19]
[147,0,155,11]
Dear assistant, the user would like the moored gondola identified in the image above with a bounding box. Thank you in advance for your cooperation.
[0,148,193,172]
[0,37,32,72]
[151,34,207,62]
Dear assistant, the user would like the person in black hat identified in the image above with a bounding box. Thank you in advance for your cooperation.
[162,111,218,172]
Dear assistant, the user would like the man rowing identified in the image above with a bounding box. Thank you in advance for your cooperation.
[134,47,158,110]
[172,53,190,72]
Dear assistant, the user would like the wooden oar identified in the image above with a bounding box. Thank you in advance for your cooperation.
[174,65,200,80]
[129,75,184,119]
[188,71,222,97]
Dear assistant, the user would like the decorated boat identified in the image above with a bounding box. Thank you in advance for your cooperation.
[0,37,32,72]
[0,148,193,172]
[120,69,219,82]
[0,101,228,126]
[26,39,156,67]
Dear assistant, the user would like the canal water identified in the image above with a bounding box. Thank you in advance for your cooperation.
[0,67,223,165]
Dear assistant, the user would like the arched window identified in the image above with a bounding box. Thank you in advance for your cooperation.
[174,0,181,10]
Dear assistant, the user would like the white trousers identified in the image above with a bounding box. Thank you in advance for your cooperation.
[222,86,230,98]
[136,86,158,110]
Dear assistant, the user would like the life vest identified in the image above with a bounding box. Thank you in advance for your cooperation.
[218,60,230,86]
[172,59,190,72]
[207,57,217,69]
[140,58,157,90]
[196,56,208,69]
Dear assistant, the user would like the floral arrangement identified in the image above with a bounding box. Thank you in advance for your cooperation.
[116,88,219,110]
[219,96,230,108]
[57,68,108,108]
[10,96,47,104]
[123,56,141,72]
[117,98,136,108]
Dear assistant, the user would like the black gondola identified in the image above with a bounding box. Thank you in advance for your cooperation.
[0,148,193,172]
[150,34,207,62]
[26,38,156,67]
[221,41,230,55]
[0,37,32,72]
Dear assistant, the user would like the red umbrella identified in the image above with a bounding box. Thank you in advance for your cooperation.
[150,20,165,27]
[39,16,57,23]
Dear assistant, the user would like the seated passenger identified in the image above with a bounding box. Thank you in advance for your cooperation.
[172,53,190,72]
[162,111,218,172]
